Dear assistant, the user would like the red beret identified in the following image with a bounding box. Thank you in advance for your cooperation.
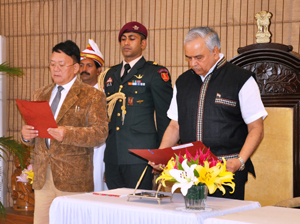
[118,21,148,42]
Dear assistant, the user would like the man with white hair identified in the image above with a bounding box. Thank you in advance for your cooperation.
[151,27,268,200]
[80,39,108,191]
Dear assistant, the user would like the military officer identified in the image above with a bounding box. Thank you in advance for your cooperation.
[103,21,173,190]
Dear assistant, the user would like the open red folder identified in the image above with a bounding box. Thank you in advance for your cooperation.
[15,99,57,139]
[129,141,218,165]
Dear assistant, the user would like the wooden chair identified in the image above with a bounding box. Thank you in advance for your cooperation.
[230,43,300,206]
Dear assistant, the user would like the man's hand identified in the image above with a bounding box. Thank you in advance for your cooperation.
[47,126,66,142]
[226,158,242,173]
[21,125,38,140]
[148,161,165,174]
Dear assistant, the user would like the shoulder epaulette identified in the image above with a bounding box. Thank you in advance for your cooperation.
[146,61,159,66]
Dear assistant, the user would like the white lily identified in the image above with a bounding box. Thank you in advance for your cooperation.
[169,159,198,196]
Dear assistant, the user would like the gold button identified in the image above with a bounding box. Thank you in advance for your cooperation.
[120,85,123,88]
[117,113,120,116]
[119,99,122,102]
[135,91,138,94]
[116,127,120,131]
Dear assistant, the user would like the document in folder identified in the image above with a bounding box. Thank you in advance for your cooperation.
[15,99,57,139]
[129,141,218,165]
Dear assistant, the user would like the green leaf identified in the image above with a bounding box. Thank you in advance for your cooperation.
[174,154,183,170]
[0,137,31,169]
[194,168,199,178]
[0,201,6,220]
[0,61,24,77]
[0,63,25,219]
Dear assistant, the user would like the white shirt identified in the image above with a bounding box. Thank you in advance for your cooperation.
[49,76,77,119]
[120,56,142,77]
[167,55,268,124]
[47,76,77,146]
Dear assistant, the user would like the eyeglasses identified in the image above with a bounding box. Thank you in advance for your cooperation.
[49,63,75,70]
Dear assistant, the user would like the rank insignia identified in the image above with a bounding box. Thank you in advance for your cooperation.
[106,77,113,87]
[134,74,144,79]
[158,68,169,82]
[128,97,134,105]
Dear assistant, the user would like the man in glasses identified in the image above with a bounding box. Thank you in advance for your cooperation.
[21,40,108,224]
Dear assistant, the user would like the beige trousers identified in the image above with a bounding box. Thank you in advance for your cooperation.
[34,166,85,224]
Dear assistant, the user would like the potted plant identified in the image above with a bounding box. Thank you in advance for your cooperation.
[0,62,30,219]
[156,148,235,210]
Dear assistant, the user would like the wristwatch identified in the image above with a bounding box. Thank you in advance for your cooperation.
[21,135,30,143]
[238,157,245,171]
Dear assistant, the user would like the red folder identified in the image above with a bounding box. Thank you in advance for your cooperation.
[15,99,57,139]
[129,141,218,165]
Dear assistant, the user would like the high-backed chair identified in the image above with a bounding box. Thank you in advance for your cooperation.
[230,43,300,206]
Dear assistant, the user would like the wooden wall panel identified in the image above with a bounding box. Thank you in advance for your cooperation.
[1,0,300,207]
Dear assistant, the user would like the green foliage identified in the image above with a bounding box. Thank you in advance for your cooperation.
[0,137,30,169]
[0,137,31,219]
[0,201,5,221]
[0,62,23,77]
[174,154,183,170]
[0,61,25,219]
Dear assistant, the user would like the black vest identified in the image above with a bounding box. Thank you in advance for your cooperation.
[176,62,253,156]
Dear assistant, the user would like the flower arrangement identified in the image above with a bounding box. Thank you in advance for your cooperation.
[156,148,235,196]
[16,164,34,184]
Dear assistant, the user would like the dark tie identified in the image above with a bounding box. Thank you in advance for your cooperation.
[121,63,131,81]
[46,85,64,148]
[51,86,64,116]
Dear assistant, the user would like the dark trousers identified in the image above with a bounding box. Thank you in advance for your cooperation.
[105,163,153,190]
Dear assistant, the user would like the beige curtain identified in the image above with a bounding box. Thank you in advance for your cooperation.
[1,0,300,207]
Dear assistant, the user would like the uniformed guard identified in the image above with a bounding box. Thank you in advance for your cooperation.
[101,21,173,190]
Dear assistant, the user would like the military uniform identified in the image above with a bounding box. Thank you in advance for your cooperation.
[104,56,173,189]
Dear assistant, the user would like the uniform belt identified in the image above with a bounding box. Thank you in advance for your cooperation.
[217,153,239,161]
